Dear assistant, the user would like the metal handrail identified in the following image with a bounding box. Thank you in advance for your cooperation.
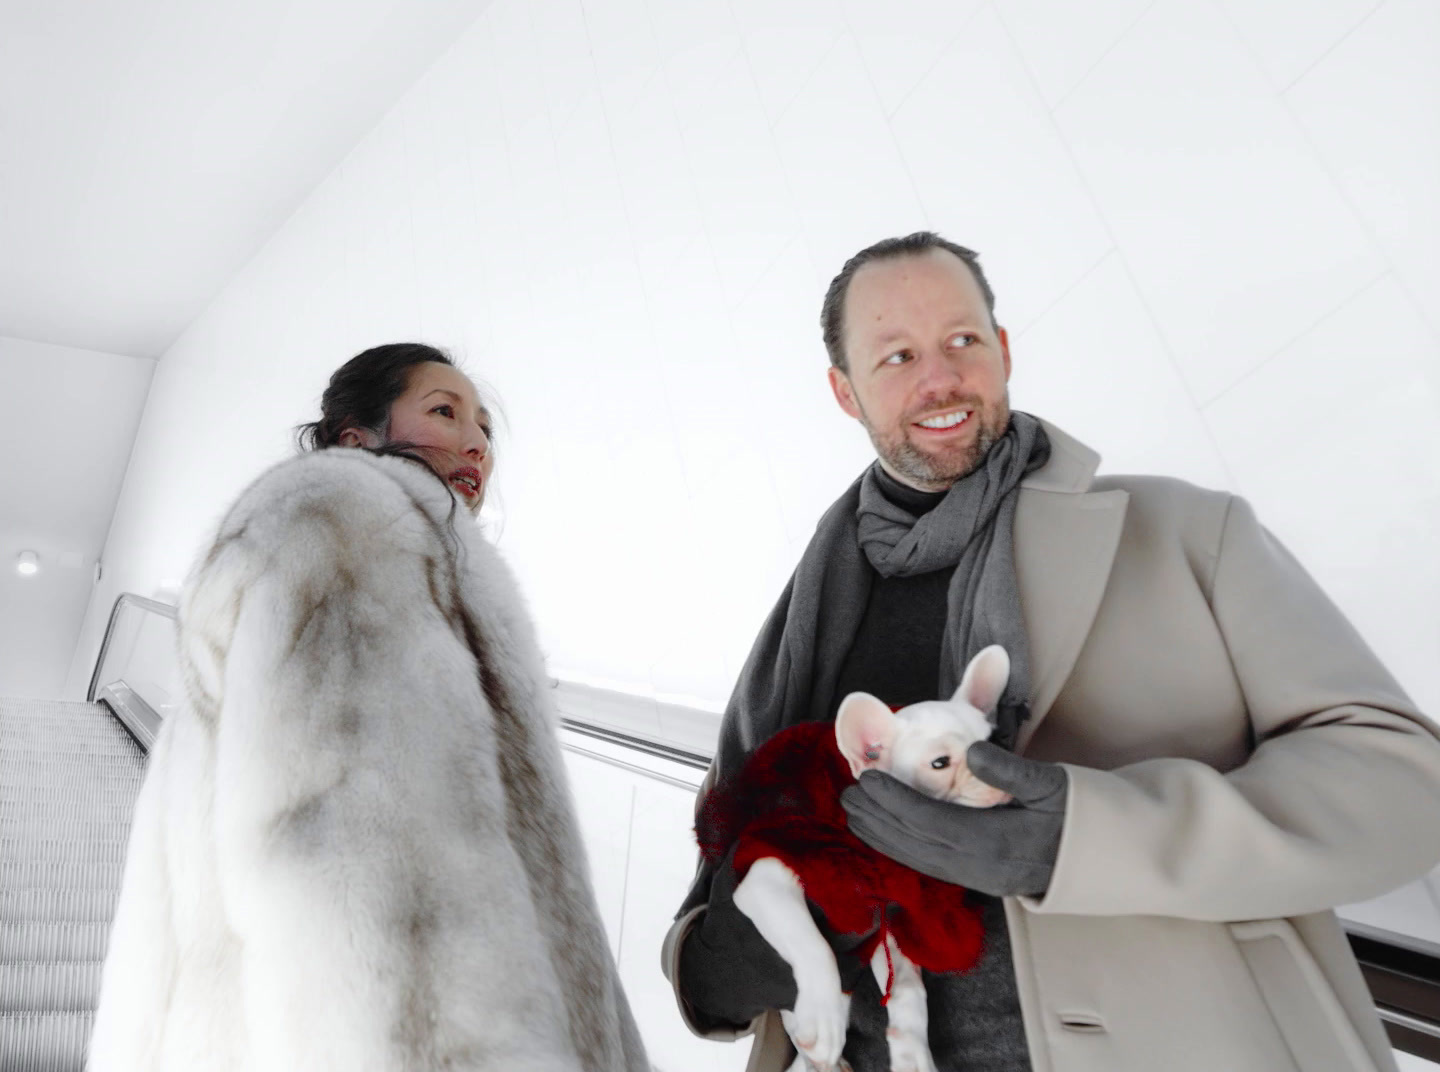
[81,591,711,778]
[86,592,177,703]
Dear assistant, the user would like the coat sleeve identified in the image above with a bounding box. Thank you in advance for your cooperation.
[87,726,179,1070]
[660,765,755,1041]
[1027,494,1440,921]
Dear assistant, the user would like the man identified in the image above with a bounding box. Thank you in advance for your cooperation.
[661,231,1440,1072]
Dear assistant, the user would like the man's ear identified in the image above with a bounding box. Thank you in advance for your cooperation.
[997,325,1012,382]
[952,645,1011,718]
[828,365,863,421]
[835,692,898,777]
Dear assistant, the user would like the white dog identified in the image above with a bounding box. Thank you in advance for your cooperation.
[731,645,1014,1072]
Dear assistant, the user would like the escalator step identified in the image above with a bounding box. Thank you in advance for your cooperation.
[0,923,109,963]
[0,699,149,1068]
[0,760,143,783]
[0,888,121,924]
[0,798,140,824]
[0,840,130,865]
[0,863,126,894]
[0,1012,93,1071]
[0,964,102,1014]
[0,819,134,845]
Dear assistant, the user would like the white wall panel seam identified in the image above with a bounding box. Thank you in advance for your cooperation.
[989,1,1240,490]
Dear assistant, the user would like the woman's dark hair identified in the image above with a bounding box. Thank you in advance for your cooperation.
[296,342,455,452]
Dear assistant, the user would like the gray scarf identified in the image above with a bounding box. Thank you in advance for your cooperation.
[682,412,1050,912]
[856,411,1047,716]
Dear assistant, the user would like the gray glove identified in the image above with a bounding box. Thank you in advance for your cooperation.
[841,741,1068,897]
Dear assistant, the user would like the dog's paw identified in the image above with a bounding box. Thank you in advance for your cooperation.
[781,983,850,1072]
[783,1056,853,1072]
[884,1030,938,1072]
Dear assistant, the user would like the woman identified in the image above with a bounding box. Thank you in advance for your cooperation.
[89,344,648,1072]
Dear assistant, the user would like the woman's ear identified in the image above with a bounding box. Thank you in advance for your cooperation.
[337,427,376,448]
[835,692,899,778]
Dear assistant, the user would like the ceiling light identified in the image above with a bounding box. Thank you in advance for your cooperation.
[16,551,39,576]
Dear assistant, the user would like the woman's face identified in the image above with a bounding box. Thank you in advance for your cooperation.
[341,362,494,514]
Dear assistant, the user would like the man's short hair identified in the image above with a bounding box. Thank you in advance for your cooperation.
[820,232,998,372]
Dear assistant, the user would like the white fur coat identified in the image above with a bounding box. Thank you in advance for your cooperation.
[88,449,649,1072]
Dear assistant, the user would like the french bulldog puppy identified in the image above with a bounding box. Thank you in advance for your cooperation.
[729,645,1013,1072]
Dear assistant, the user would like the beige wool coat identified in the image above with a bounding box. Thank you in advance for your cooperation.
[662,420,1440,1072]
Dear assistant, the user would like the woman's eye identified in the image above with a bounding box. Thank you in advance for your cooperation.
[930,756,950,770]
[431,404,454,418]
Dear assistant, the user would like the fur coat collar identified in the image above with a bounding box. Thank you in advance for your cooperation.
[90,449,648,1072]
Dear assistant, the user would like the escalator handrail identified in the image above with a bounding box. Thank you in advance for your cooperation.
[86,592,177,703]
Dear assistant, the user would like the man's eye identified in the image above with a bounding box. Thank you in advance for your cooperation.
[930,756,950,770]
[882,350,911,366]
[948,333,977,348]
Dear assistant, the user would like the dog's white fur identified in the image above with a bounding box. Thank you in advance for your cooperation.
[731,646,1012,1072]
[88,449,647,1072]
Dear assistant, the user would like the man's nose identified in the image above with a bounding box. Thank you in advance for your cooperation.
[913,346,968,391]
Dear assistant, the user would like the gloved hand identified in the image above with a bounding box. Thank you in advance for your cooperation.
[678,849,875,1029]
[841,741,1068,897]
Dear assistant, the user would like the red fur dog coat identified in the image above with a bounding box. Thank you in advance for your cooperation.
[696,720,985,982]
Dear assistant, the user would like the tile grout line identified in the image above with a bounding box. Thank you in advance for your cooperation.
[615,784,636,959]
[1044,0,1164,116]
[1275,0,1389,95]
[990,1,1241,490]
[842,2,992,229]
[1210,0,1440,350]
[875,0,990,123]
[1197,270,1394,412]
[1256,0,1440,347]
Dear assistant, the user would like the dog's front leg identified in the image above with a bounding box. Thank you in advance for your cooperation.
[871,936,936,1072]
[733,857,851,1072]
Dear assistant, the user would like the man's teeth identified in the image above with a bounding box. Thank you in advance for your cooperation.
[917,410,969,429]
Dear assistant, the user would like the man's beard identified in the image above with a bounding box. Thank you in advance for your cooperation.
[859,392,1011,490]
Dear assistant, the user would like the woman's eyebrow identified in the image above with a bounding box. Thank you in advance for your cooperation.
[426,387,490,432]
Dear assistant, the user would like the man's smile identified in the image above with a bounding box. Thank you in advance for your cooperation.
[913,407,971,432]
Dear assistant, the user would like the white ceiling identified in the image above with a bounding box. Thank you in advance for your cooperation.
[0,0,494,359]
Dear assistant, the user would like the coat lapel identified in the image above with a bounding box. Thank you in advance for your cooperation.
[1013,421,1128,750]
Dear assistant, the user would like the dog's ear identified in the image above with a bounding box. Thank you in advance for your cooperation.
[836,692,899,778]
[951,645,1010,719]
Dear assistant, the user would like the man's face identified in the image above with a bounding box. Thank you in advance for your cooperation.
[829,248,1012,491]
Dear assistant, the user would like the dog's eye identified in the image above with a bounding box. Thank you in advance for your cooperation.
[930,756,950,770]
